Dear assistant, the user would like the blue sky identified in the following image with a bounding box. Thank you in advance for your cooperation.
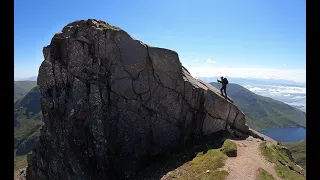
[14,0,306,82]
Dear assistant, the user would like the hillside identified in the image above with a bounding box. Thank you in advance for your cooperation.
[14,86,43,171]
[282,139,306,170]
[16,130,306,179]
[210,82,306,131]
[14,81,37,102]
[134,132,305,180]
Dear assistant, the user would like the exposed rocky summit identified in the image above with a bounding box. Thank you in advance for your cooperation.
[27,19,249,180]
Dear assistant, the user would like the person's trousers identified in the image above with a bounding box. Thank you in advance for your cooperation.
[220,85,227,97]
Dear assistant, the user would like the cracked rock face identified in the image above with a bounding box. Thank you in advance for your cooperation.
[26,19,249,180]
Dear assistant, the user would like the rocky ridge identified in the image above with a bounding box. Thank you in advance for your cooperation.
[26,19,250,180]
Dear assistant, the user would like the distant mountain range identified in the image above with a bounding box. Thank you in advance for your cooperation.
[200,77,305,87]
[14,76,38,81]
[210,82,306,131]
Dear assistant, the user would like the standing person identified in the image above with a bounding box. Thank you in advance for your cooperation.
[217,76,229,98]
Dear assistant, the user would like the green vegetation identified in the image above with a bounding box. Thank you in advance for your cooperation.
[134,132,232,180]
[14,86,42,143]
[100,22,121,32]
[14,81,37,102]
[259,142,305,180]
[210,83,306,131]
[220,140,237,157]
[179,150,229,180]
[14,149,28,172]
[282,139,306,170]
[167,142,231,180]
[257,168,276,180]
[14,86,43,173]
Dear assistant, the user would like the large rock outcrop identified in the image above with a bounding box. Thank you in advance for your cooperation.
[27,19,249,180]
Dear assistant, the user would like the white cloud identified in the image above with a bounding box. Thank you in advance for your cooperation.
[186,66,306,83]
[292,95,306,99]
[206,58,216,64]
[248,85,306,95]
[243,84,306,112]
[247,87,266,92]
[267,86,306,94]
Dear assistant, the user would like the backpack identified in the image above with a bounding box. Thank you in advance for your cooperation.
[224,78,229,85]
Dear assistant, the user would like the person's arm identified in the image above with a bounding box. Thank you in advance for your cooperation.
[217,79,222,83]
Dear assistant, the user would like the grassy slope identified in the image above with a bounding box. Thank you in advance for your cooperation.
[14,81,37,102]
[260,142,305,180]
[258,168,276,180]
[282,139,306,170]
[139,138,236,180]
[14,149,28,172]
[169,140,237,180]
[135,134,304,180]
[169,149,229,180]
[134,131,233,179]
[210,82,306,131]
[14,86,43,172]
[14,86,42,142]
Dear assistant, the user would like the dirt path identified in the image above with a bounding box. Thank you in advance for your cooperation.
[223,136,280,180]
[14,168,26,180]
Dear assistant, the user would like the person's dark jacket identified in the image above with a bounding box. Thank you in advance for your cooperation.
[217,78,228,86]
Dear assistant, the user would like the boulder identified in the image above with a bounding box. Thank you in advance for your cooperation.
[27,19,249,180]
